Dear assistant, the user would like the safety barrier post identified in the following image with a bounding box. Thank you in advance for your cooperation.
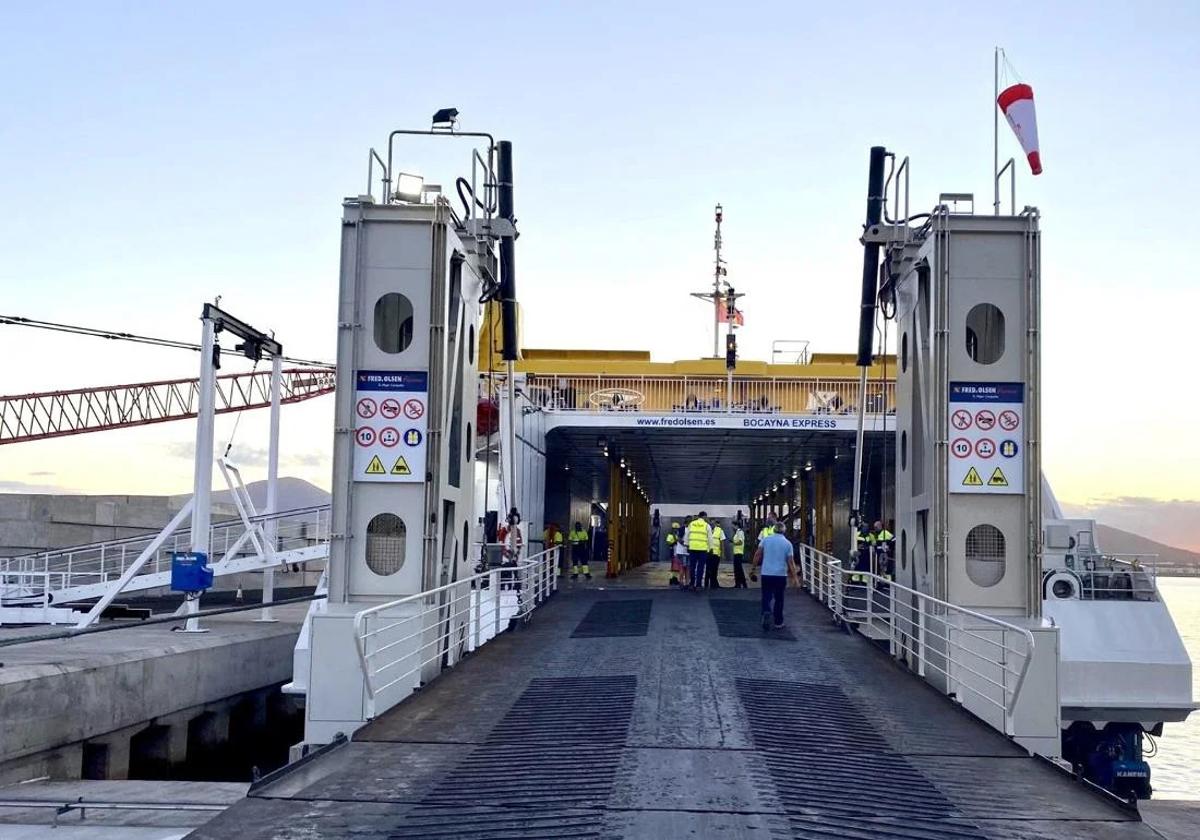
[473,580,482,650]
[492,570,501,638]
[866,575,874,626]
[917,604,927,677]
[834,563,843,618]
[888,586,898,657]
[1000,632,1010,733]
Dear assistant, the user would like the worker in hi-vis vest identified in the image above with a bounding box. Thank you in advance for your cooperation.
[868,520,895,579]
[568,521,591,581]
[706,521,725,589]
[543,522,565,573]
[686,513,712,593]
[758,519,775,541]
[732,524,748,589]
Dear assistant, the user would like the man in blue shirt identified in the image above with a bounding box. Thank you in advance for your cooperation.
[752,526,800,631]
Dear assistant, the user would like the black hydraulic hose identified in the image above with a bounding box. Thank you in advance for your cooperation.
[496,141,518,362]
[856,146,888,367]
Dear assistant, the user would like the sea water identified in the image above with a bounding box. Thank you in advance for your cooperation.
[1153,577,1200,799]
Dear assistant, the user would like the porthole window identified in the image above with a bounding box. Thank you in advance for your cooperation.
[901,431,908,472]
[373,293,414,354]
[900,529,908,570]
[965,303,1005,365]
[901,332,908,373]
[965,524,1006,587]
[366,513,407,576]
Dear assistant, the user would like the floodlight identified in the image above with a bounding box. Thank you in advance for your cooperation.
[432,107,459,128]
[394,172,424,203]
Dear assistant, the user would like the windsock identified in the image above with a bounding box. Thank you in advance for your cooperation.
[997,83,1042,175]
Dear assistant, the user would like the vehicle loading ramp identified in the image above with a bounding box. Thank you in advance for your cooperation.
[192,580,1159,840]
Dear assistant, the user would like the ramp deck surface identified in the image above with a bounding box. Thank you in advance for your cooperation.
[191,569,1168,839]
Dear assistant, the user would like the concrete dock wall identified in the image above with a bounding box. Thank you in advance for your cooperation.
[0,494,238,557]
[0,615,301,783]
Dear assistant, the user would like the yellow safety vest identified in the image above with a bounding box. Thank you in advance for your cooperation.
[868,530,894,544]
[568,529,588,545]
[666,533,676,546]
[687,519,710,551]
[710,526,725,554]
[732,529,745,556]
[758,526,775,540]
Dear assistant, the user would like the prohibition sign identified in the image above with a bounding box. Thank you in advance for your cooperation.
[403,399,425,420]
[356,398,377,419]
[998,410,1020,432]
[355,427,376,447]
[379,426,401,448]
[380,398,402,420]
[975,409,996,431]
[975,437,996,459]
[951,409,973,431]
[951,438,972,459]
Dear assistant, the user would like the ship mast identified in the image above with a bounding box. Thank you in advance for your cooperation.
[691,204,742,358]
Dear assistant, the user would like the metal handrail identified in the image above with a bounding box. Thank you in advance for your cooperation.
[3,503,331,562]
[799,544,1036,734]
[524,373,895,416]
[353,547,559,715]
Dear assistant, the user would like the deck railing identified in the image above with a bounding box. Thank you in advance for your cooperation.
[1042,553,1159,601]
[0,504,331,602]
[353,547,560,719]
[522,374,895,416]
[799,544,1036,738]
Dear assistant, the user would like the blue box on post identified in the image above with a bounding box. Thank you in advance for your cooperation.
[170,552,214,593]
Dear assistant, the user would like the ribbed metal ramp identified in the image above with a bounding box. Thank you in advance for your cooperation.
[191,583,1159,839]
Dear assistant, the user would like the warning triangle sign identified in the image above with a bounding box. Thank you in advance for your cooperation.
[365,455,386,475]
[962,467,984,487]
[988,467,1009,487]
[391,456,412,476]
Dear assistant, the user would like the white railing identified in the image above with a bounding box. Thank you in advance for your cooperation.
[523,374,894,416]
[0,504,331,602]
[353,547,560,719]
[1043,554,1159,601]
[798,544,1036,737]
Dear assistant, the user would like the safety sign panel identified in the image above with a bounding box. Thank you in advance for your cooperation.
[354,370,428,483]
[949,382,1023,495]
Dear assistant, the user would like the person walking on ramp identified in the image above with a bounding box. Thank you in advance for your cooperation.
[685,512,712,593]
[752,525,800,631]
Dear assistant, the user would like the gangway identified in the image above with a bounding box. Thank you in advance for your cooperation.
[0,501,331,625]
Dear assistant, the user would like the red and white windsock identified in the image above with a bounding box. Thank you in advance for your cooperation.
[997,82,1042,175]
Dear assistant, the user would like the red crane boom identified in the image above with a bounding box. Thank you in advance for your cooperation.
[0,368,335,445]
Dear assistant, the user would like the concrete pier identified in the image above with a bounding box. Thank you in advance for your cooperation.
[0,607,304,784]
[0,779,247,839]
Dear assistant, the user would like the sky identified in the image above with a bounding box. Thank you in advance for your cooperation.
[1,1,1198,547]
